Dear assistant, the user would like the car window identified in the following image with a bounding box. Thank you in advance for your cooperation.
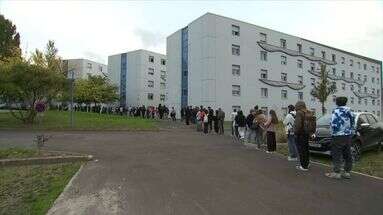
[357,114,368,126]
[366,114,377,125]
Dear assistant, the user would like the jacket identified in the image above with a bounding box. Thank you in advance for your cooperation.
[294,101,306,135]
[235,114,246,127]
[283,111,296,135]
[331,106,355,136]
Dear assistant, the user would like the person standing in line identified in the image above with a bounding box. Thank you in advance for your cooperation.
[213,110,219,134]
[170,107,176,121]
[181,108,185,122]
[203,109,209,134]
[185,106,191,125]
[235,110,246,141]
[245,109,256,144]
[262,110,278,153]
[294,101,316,171]
[254,109,265,149]
[326,97,355,179]
[283,104,298,161]
[217,108,225,135]
[196,108,204,132]
[230,109,238,137]
[208,107,214,133]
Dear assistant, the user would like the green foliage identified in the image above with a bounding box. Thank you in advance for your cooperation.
[311,64,337,115]
[0,148,38,159]
[0,14,21,62]
[74,74,118,105]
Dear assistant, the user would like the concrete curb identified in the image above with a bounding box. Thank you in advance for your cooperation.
[0,155,93,167]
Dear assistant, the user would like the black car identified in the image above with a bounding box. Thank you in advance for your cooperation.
[309,112,383,161]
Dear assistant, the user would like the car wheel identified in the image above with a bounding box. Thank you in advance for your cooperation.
[350,141,361,162]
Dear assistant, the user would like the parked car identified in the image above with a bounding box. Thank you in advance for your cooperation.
[309,112,383,161]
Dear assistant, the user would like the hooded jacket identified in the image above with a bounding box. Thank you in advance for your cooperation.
[294,101,307,135]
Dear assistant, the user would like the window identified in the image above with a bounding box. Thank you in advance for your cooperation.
[357,62,361,69]
[350,59,353,66]
[260,51,267,61]
[350,97,354,104]
[232,25,240,36]
[161,59,166,65]
[357,74,361,81]
[260,33,267,42]
[298,92,303,100]
[280,39,286,48]
[377,67,380,73]
[333,95,337,102]
[341,83,346,90]
[148,80,154,88]
[232,64,241,76]
[160,70,166,80]
[341,57,345,64]
[350,72,354,79]
[378,111,381,117]
[350,84,354,91]
[364,75,367,82]
[372,99,376,105]
[358,98,361,105]
[281,90,288,99]
[340,70,345,77]
[332,54,336,62]
[297,76,303,85]
[149,56,154,63]
[297,44,302,53]
[232,85,241,96]
[232,44,240,56]
[260,69,268,79]
[377,89,380,96]
[281,55,287,65]
[297,60,303,68]
[310,47,315,56]
[372,88,375,94]
[148,93,154,100]
[87,63,92,69]
[332,68,336,76]
[363,64,367,70]
[261,88,268,98]
[232,106,241,112]
[377,78,380,84]
[281,73,287,82]
[311,78,315,86]
[332,81,336,89]
[358,85,361,93]
[372,65,375,71]
[310,62,315,71]
[321,51,326,59]
[148,68,154,75]
[378,100,380,106]
[160,82,166,90]
[372,77,375,83]
[364,99,368,105]
[160,94,165,101]
[364,87,367,93]
[99,65,103,72]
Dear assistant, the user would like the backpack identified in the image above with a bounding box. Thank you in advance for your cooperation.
[203,114,209,123]
[286,112,296,135]
[303,110,316,135]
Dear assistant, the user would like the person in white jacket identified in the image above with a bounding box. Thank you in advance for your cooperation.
[283,105,298,161]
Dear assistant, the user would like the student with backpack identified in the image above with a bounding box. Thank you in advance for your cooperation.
[262,110,278,153]
[283,105,298,161]
[235,110,246,140]
[245,109,256,144]
[294,101,316,171]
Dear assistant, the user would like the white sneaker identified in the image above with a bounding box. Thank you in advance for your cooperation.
[296,165,308,171]
[288,157,298,161]
[266,151,271,154]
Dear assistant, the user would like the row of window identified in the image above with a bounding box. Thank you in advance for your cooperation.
[147,80,166,89]
[231,85,381,106]
[148,68,167,76]
[148,55,166,65]
[231,24,380,74]
[86,63,104,72]
[147,93,166,101]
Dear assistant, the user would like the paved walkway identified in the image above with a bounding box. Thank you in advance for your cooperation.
[1,125,382,215]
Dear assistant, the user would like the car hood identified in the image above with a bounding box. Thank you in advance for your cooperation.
[316,125,331,138]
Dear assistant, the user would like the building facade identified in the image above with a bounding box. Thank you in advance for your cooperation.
[167,13,382,120]
[62,58,107,79]
[108,50,167,107]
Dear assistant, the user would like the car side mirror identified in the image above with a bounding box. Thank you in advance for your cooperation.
[360,123,370,128]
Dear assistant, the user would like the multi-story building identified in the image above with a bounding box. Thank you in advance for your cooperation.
[62,58,107,79]
[108,50,167,107]
[167,13,382,120]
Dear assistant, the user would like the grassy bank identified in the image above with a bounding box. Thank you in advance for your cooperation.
[0,148,38,159]
[276,144,383,178]
[0,162,82,215]
[0,110,157,131]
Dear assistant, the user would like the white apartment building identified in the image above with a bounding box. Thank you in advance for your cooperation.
[108,50,167,107]
[63,58,107,79]
[167,13,382,120]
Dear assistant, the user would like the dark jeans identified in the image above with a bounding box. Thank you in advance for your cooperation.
[296,134,310,169]
[185,117,190,125]
[208,119,213,132]
[331,135,353,173]
[218,120,224,134]
[203,122,209,134]
[266,131,276,151]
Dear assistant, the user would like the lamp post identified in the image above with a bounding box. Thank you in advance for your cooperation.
[68,69,75,128]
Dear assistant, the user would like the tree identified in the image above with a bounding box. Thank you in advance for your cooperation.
[0,14,21,62]
[0,59,66,123]
[311,64,337,115]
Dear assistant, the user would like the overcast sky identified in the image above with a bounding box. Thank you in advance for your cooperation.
[1,0,382,64]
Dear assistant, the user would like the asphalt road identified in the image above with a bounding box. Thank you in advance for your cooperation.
[1,125,382,215]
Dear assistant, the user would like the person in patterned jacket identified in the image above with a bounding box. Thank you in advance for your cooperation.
[326,96,355,179]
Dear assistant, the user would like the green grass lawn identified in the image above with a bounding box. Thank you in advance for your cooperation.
[0,162,82,215]
[0,110,157,131]
[0,148,38,159]
[276,144,383,178]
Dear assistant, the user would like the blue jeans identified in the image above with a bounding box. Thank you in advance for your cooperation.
[246,127,256,143]
[287,134,298,158]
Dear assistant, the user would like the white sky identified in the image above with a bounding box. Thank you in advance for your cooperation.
[0,0,382,64]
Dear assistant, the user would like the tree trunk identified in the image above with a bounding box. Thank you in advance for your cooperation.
[321,102,326,115]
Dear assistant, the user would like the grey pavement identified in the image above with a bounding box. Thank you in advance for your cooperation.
[0,124,382,215]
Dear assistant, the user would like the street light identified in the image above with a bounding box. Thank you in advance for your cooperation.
[68,69,75,128]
